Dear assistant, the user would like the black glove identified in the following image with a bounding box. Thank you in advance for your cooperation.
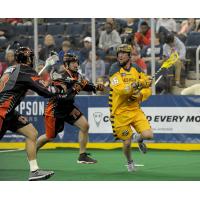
[88,83,96,93]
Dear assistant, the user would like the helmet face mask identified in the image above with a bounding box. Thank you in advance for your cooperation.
[116,44,132,66]
[15,47,34,67]
[63,53,79,72]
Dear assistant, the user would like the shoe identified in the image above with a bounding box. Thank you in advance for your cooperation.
[138,142,147,154]
[125,160,136,172]
[28,169,54,181]
[77,152,97,164]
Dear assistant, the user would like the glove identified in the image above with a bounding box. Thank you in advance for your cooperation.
[139,76,152,88]
[73,83,82,94]
[18,116,28,124]
[128,91,143,103]
[132,81,142,90]
[80,79,89,88]
[132,77,152,91]
[96,83,104,91]
[89,83,96,93]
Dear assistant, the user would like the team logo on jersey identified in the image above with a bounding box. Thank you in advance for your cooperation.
[111,77,119,85]
[93,112,103,127]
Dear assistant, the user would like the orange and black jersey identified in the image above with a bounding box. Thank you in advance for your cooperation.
[0,64,57,119]
[45,69,95,118]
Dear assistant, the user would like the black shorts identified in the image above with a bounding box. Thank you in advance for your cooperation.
[45,105,82,139]
[0,110,30,140]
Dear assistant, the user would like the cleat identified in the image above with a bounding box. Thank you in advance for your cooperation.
[125,160,136,172]
[77,152,97,164]
[138,142,147,154]
[28,169,54,181]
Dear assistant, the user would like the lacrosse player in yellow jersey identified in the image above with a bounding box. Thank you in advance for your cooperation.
[109,44,153,172]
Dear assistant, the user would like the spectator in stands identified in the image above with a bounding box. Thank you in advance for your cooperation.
[134,21,151,50]
[0,30,6,40]
[181,84,200,95]
[126,18,138,33]
[5,49,15,67]
[142,35,163,62]
[106,18,116,28]
[39,34,58,61]
[0,62,8,77]
[98,22,122,56]
[120,18,138,43]
[4,18,23,25]
[58,40,74,62]
[0,63,4,77]
[156,18,177,34]
[178,18,197,42]
[156,18,177,44]
[163,33,186,88]
[81,50,105,82]
[105,18,124,35]
[137,18,151,28]
[0,25,14,41]
[131,44,147,73]
[22,18,33,26]
[79,37,92,64]
[197,23,200,32]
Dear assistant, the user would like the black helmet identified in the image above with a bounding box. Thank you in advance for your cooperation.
[15,47,34,67]
[63,53,79,66]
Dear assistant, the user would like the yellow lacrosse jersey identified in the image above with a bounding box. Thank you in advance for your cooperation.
[109,62,152,115]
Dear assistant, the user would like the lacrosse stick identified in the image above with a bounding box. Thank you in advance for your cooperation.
[154,51,179,86]
[38,51,59,76]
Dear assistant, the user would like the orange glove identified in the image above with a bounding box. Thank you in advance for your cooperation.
[73,83,82,94]
[80,79,89,88]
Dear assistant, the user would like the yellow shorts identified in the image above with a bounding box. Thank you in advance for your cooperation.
[110,109,151,141]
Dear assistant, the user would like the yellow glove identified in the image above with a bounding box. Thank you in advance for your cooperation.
[128,90,143,103]
[138,76,152,88]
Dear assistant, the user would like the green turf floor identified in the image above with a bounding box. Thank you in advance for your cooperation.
[0,148,200,181]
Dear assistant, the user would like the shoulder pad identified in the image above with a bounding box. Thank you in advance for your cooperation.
[131,63,144,73]
[109,62,121,76]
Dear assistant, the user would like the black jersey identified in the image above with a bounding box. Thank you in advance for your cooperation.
[45,69,95,118]
[0,64,56,120]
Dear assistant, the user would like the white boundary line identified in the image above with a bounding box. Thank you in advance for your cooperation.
[135,164,144,167]
[0,149,24,153]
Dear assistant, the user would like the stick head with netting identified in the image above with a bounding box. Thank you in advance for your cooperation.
[153,51,179,79]
[38,51,59,76]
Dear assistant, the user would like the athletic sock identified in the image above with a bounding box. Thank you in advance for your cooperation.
[29,160,39,172]
[133,133,143,143]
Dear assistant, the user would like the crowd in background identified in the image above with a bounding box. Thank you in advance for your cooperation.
[1,18,200,95]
